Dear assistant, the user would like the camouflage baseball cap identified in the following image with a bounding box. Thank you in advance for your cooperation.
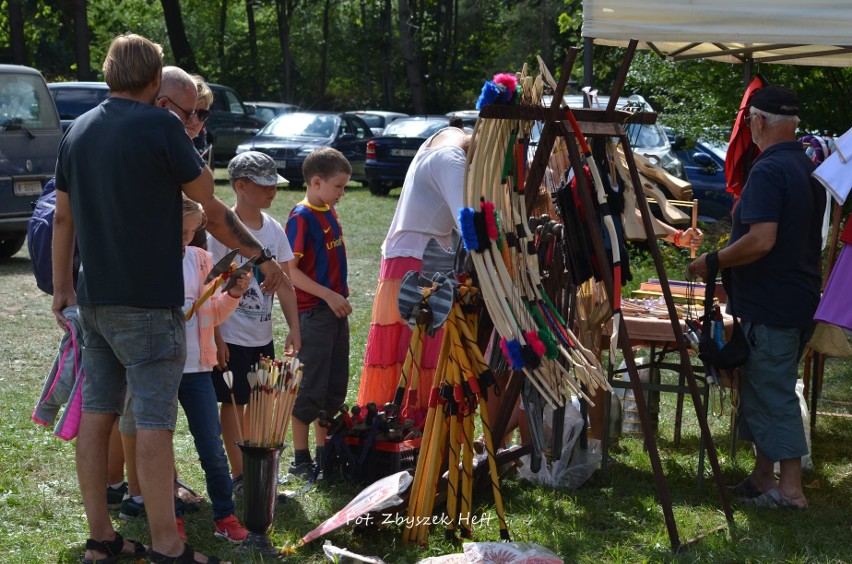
[228,151,288,185]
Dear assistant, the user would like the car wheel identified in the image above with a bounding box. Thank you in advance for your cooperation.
[369,180,392,196]
[0,235,26,259]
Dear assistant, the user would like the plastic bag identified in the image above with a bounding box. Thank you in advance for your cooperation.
[772,380,813,473]
[417,542,563,563]
[517,402,601,489]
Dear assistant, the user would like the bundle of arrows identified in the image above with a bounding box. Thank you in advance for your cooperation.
[233,355,302,447]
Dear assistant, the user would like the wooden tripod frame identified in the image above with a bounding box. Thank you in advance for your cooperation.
[477,42,734,551]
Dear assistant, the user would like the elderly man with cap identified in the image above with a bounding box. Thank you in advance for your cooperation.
[688,85,824,509]
[208,151,301,490]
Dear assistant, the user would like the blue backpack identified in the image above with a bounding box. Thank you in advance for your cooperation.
[27,178,79,295]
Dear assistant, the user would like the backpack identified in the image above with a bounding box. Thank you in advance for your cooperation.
[27,178,79,295]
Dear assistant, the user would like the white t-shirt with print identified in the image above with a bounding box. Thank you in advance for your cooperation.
[207,211,295,347]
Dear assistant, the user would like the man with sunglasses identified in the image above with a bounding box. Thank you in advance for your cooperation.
[689,85,824,510]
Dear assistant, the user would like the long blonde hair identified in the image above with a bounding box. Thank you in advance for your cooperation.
[182,195,207,228]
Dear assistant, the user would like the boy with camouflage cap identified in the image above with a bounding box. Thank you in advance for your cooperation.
[208,151,302,490]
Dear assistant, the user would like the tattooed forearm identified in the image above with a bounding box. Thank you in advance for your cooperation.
[225,208,262,250]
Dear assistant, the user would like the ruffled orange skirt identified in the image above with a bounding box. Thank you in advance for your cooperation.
[356,257,443,424]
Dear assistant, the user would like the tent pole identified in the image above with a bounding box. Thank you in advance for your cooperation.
[743,57,753,88]
[584,36,594,89]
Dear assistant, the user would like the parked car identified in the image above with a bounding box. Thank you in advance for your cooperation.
[245,101,302,125]
[207,83,265,164]
[364,116,452,196]
[347,111,408,137]
[47,81,109,131]
[236,111,373,188]
[671,137,733,222]
[1,65,62,258]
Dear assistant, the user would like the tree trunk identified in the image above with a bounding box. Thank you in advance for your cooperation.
[275,0,298,103]
[72,0,92,80]
[218,0,228,67]
[319,0,331,102]
[541,0,554,74]
[398,0,426,113]
[379,0,393,108]
[245,0,259,98]
[160,0,198,73]
[8,0,26,65]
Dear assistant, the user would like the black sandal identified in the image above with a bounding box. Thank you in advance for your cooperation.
[149,543,222,563]
[81,532,147,564]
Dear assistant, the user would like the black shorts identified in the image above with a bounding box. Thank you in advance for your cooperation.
[211,341,275,404]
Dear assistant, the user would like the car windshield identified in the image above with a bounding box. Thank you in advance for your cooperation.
[262,113,338,138]
[383,119,447,138]
[0,75,59,130]
[625,123,668,150]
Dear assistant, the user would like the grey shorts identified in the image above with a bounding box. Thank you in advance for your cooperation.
[737,322,809,462]
[80,305,185,431]
[292,304,350,424]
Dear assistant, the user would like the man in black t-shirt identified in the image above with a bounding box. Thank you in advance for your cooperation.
[689,86,823,510]
[52,34,286,563]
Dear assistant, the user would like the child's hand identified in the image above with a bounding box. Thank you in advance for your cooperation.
[326,292,352,318]
[283,332,301,356]
[215,334,230,370]
[227,272,252,298]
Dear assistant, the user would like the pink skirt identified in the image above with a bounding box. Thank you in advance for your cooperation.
[356,256,444,425]
[814,244,852,330]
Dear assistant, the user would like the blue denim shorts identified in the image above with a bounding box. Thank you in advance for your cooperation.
[737,322,809,462]
[80,305,186,431]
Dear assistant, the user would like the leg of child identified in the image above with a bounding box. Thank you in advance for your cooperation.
[180,372,246,538]
[107,420,125,486]
[220,402,244,478]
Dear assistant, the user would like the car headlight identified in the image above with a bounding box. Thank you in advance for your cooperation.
[664,157,687,181]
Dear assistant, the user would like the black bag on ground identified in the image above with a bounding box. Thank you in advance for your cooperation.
[697,252,750,370]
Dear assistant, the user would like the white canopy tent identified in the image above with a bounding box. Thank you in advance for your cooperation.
[582,0,852,68]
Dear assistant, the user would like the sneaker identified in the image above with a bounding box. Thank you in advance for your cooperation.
[214,514,248,543]
[119,495,145,520]
[231,475,243,496]
[176,517,187,541]
[106,481,127,509]
[288,460,317,480]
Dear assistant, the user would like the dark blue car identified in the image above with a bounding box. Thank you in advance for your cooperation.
[365,116,451,195]
[236,111,373,189]
[671,136,733,222]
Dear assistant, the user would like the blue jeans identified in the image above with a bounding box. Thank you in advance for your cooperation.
[179,371,235,521]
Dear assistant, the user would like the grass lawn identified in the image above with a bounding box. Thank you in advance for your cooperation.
[1,171,850,563]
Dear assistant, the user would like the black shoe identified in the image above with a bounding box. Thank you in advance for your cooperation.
[288,460,317,480]
[106,481,127,510]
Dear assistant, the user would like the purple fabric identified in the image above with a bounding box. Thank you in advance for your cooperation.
[814,244,852,330]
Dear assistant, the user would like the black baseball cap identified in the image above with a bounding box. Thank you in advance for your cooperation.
[749,85,799,116]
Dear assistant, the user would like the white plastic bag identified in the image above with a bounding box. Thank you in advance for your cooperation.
[517,403,600,488]
[773,380,813,472]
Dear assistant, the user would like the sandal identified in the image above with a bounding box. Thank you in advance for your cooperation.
[149,543,224,564]
[727,477,763,499]
[81,532,147,564]
[739,487,808,509]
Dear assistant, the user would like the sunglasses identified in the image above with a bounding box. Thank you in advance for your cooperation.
[159,95,196,123]
[194,108,211,123]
